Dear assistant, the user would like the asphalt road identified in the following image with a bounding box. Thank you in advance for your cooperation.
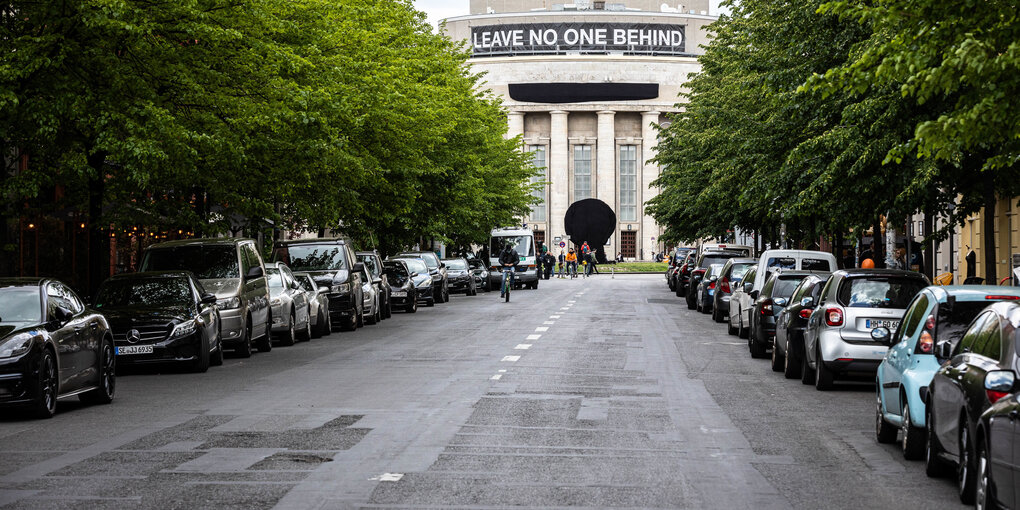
[0,274,966,509]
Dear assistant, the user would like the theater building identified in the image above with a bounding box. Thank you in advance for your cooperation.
[443,0,717,259]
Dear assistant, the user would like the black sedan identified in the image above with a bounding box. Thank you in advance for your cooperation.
[443,258,477,296]
[384,260,420,312]
[94,272,221,373]
[773,273,828,379]
[0,278,115,418]
[926,301,1020,504]
[976,384,1020,509]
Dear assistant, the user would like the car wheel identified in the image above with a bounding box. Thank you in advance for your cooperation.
[80,339,115,405]
[383,296,392,318]
[299,309,312,341]
[976,438,998,510]
[279,312,296,346]
[407,296,418,313]
[875,396,897,443]
[426,297,435,307]
[770,341,784,372]
[320,310,333,336]
[366,299,378,325]
[959,422,977,504]
[748,328,767,359]
[675,284,684,297]
[191,334,211,373]
[255,313,272,353]
[686,291,696,310]
[211,337,224,366]
[237,317,255,357]
[727,314,738,336]
[738,316,749,339]
[926,404,949,477]
[800,347,815,385]
[783,341,802,379]
[356,306,365,327]
[31,349,58,419]
[374,299,382,323]
[902,402,925,460]
[814,345,834,390]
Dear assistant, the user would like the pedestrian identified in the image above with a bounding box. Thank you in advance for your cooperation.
[580,241,591,256]
[585,252,596,276]
[536,247,544,278]
[565,248,578,278]
[557,250,566,278]
[893,244,907,270]
[616,251,623,263]
[543,251,555,279]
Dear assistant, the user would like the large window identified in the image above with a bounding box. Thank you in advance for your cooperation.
[619,145,638,221]
[529,145,547,221]
[573,145,592,201]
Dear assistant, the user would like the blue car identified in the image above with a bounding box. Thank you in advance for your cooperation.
[875,285,1020,459]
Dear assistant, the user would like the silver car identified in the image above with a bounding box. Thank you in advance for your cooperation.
[266,262,312,346]
[802,269,929,390]
[294,272,331,338]
[359,264,382,325]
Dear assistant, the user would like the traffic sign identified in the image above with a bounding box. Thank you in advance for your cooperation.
[559,241,566,248]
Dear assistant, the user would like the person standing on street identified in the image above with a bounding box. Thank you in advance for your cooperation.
[558,250,566,278]
[543,251,555,279]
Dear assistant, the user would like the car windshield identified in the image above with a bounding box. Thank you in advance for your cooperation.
[940,301,1005,347]
[445,259,468,270]
[266,268,284,288]
[285,246,347,271]
[142,245,239,279]
[773,278,803,300]
[731,263,754,282]
[95,278,191,308]
[0,286,42,323]
[701,254,737,268]
[401,253,439,270]
[468,259,484,270]
[706,264,724,278]
[358,254,381,277]
[396,259,428,274]
[490,236,534,257]
[384,264,409,284]
[838,277,926,308]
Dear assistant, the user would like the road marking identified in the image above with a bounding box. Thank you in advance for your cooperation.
[498,369,507,373]
[515,344,532,350]
[501,355,520,362]
[543,321,555,325]
[568,300,576,304]
[526,334,541,340]
[369,473,404,482]
[535,327,548,332]
[559,308,569,311]
[491,374,502,380]
[550,315,561,319]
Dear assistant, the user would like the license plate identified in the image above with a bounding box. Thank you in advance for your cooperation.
[866,319,899,330]
[116,345,153,355]
[392,291,407,297]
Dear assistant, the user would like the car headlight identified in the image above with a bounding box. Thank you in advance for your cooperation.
[331,282,352,294]
[216,296,241,310]
[169,320,197,340]
[0,333,32,359]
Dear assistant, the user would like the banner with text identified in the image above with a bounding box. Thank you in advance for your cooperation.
[470,23,686,57]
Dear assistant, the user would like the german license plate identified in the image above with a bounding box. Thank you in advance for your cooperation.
[865,319,899,330]
[116,345,153,355]
[392,291,407,297]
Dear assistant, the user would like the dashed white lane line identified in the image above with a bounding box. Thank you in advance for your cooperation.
[526,334,541,340]
[498,369,507,373]
[501,355,521,362]
[568,301,576,304]
[370,473,404,482]
[490,374,502,380]
[515,344,532,350]
[550,315,561,319]
[535,327,549,332]
[543,321,555,325]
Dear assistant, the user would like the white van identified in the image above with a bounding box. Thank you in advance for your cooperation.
[487,227,539,290]
[729,249,838,336]
[698,243,753,259]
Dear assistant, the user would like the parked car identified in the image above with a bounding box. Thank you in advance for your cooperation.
[272,238,365,332]
[443,258,477,296]
[728,265,758,338]
[674,252,697,298]
[357,262,382,325]
[398,251,449,303]
[751,270,828,360]
[694,263,725,314]
[467,257,490,292]
[686,251,745,310]
[293,272,331,338]
[802,268,929,391]
[667,247,695,291]
[141,238,271,357]
[95,271,222,372]
[975,382,1020,509]
[383,260,420,313]
[730,250,838,338]
[773,274,829,379]
[0,278,115,418]
[712,258,757,324]
[266,262,312,346]
[926,301,1020,503]
[356,250,392,320]
[875,286,1020,460]
[390,257,435,307]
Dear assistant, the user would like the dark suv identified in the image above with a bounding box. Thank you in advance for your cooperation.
[685,251,745,309]
[397,251,449,303]
[272,239,365,331]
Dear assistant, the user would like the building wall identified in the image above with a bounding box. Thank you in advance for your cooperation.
[958,196,1020,284]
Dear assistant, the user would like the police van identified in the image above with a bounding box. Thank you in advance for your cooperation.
[487,227,539,290]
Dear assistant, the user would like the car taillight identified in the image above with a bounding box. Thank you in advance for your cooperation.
[761,299,772,315]
[825,307,843,327]
[918,331,934,354]
[720,278,730,293]
[985,295,1020,300]
[708,280,716,290]
[799,309,812,319]
[925,315,935,331]
[693,269,705,277]
[987,389,1010,404]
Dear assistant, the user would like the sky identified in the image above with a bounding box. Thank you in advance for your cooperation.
[411,1,730,29]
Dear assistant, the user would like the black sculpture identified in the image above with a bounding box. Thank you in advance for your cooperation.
[564,198,616,264]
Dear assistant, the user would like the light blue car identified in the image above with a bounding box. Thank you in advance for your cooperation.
[875,285,1020,459]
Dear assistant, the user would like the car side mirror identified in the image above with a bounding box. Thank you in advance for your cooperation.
[800,297,814,308]
[870,326,891,345]
[936,341,953,360]
[373,277,382,285]
[749,290,759,300]
[985,370,1016,397]
[440,262,446,268]
[708,275,718,283]
[200,293,218,305]
[53,305,73,323]
[773,297,788,307]
[318,286,329,293]
[245,266,264,280]
[352,262,365,274]
[743,282,753,293]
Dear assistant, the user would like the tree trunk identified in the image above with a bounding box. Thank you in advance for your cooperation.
[86,151,109,298]
[872,219,884,268]
[983,175,997,284]
[923,210,934,281]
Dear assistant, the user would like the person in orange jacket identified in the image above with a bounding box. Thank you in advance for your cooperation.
[565,249,578,278]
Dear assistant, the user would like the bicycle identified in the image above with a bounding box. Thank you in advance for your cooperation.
[501,266,516,302]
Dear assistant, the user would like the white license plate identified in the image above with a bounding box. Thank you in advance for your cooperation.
[116,345,154,355]
[391,291,407,297]
[865,319,899,330]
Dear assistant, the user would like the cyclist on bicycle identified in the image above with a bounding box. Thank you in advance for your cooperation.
[498,243,520,298]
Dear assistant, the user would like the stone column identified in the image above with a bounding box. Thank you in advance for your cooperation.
[597,111,616,255]
[549,110,569,245]
[506,111,525,142]
[641,111,661,260]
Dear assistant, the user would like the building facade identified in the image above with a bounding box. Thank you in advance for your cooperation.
[444,1,716,259]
